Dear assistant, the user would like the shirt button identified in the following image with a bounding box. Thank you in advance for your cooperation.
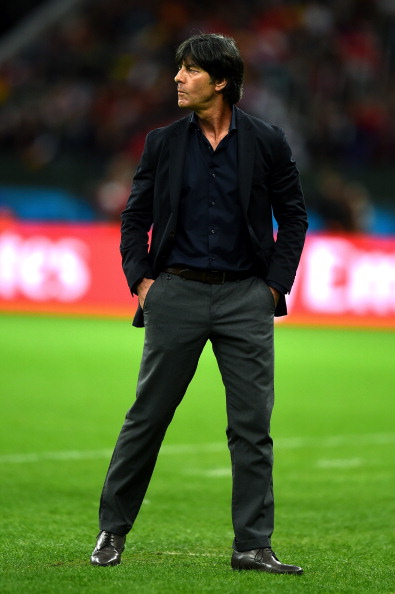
[211,173,215,178]
[210,229,215,234]
[210,201,215,206]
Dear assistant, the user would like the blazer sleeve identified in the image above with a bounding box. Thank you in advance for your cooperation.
[120,131,157,294]
[266,128,308,292]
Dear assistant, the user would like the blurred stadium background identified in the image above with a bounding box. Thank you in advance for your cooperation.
[1,0,395,228]
[1,0,395,325]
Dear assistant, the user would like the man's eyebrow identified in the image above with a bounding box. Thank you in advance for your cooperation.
[183,60,200,69]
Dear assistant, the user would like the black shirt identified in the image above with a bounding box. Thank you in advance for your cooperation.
[166,108,255,272]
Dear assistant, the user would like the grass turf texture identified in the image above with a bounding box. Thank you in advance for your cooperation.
[1,314,394,594]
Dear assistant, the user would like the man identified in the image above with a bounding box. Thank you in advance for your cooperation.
[91,33,308,574]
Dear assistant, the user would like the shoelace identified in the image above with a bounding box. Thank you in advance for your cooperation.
[99,531,118,549]
[255,548,278,562]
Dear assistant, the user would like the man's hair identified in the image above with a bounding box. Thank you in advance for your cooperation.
[175,33,244,105]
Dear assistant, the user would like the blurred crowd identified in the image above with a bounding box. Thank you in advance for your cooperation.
[0,0,395,229]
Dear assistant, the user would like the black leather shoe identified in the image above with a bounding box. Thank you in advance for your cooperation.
[90,531,126,566]
[231,547,303,574]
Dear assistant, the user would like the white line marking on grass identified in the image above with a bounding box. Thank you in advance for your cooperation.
[0,449,113,464]
[204,467,231,477]
[160,551,221,557]
[162,442,226,455]
[1,432,394,464]
[185,467,231,478]
[316,458,364,469]
[276,432,395,449]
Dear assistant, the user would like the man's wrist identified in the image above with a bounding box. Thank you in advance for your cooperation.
[132,277,153,295]
[266,280,287,295]
[136,277,154,294]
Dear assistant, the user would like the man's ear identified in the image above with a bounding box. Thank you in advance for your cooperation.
[214,79,228,92]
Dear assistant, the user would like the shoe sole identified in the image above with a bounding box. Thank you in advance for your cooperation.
[231,557,303,574]
[90,557,121,566]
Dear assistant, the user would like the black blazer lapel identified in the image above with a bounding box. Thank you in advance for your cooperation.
[169,117,190,214]
[236,108,261,251]
[236,108,255,216]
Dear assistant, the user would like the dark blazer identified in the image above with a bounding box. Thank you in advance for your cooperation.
[120,107,308,327]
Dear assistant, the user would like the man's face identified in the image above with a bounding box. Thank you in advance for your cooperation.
[174,60,220,111]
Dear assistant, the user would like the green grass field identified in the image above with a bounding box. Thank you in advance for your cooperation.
[1,314,394,594]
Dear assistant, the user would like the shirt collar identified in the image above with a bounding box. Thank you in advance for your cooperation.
[189,106,237,132]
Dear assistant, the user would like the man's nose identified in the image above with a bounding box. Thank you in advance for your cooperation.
[174,67,184,83]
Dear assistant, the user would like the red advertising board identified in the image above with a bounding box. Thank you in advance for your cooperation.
[287,233,395,327]
[1,217,394,327]
[0,217,134,317]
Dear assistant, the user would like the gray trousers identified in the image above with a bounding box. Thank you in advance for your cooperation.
[99,273,276,551]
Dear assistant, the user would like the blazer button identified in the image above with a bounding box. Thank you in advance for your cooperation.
[169,230,175,237]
